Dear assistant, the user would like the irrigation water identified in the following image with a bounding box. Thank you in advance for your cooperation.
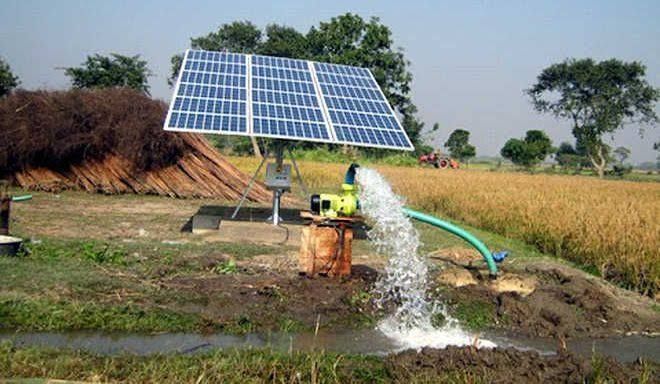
[356,167,495,350]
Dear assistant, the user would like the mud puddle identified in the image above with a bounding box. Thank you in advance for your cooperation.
[1,329,657,363]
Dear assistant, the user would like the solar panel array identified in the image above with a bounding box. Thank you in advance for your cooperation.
[164,49,413,150]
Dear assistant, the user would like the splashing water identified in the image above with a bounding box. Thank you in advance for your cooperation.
[356,167,495,350]
[355,167,429,328]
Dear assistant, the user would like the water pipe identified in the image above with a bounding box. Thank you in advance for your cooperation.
[11,195,32,202]
[344,163,359,185]
[403,207,500,277]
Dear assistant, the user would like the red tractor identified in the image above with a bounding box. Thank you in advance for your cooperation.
[418,152,459,169]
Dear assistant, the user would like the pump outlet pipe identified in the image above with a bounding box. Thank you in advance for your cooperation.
[403,207,499,277]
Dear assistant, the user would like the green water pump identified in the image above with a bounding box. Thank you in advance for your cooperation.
[310,164,360,218]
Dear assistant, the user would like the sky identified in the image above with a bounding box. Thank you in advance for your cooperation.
[2,0,659,163]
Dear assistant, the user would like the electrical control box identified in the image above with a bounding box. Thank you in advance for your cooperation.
[265,163,292,191]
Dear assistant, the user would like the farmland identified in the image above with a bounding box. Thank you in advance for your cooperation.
[2,161,659,382]
[229,156,660,296]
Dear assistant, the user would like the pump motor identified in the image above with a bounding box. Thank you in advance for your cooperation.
[310,163,360,218]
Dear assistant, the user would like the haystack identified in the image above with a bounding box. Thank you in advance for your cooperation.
[0,88,270,201]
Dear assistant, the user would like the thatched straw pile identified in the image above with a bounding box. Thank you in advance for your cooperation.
[0,88,270,201]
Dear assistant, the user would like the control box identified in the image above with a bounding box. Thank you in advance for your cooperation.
[265,163,292,191]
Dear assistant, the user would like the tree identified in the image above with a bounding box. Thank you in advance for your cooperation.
[0,57,19,97]
[501,130,554,169]
[259,24,308,58]
[444,129,476,163]
[65,54,152,94]
[168,21,263,86]
[555,141,590,172]
[417,122,440,154]
[306,14,424,148]
[527,58,659,178]
[613,146,631,164]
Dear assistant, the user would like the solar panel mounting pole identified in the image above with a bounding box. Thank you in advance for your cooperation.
[270,144,285,225]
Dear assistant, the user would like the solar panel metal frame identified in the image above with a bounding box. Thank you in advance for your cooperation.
[164,49,413,151]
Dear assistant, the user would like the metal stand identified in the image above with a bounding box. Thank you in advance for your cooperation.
[231,141,309,225]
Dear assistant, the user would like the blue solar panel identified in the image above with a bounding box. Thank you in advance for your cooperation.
[314,62,413,150]
[251,55,331,142]
[164,50,248,135]
[163,49,413,151]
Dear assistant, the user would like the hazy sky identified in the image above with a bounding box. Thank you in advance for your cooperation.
[2,0,659,162]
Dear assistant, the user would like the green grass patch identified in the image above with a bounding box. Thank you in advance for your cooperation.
[277,317,305,333]
[0,297,200,332]
[212,259,238,274]
[22,239,127,265]
[0,343,388,384]
[217,315,257,335]
[288,147,419,167]
[450,299,496,331]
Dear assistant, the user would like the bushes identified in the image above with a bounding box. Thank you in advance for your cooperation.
[0,88,186,174]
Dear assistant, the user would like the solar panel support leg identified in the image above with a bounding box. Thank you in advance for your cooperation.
[287,147,309,199]
[231,150,269,220]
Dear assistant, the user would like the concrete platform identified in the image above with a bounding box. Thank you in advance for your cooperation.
[189,205,368,246]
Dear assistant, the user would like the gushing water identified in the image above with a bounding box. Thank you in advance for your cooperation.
[355,167,429,328]
[356,167,495,349]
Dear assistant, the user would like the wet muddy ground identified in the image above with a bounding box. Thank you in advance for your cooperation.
[387,346,659,383]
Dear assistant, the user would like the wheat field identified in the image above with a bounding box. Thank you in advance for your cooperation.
[229,156,660,295]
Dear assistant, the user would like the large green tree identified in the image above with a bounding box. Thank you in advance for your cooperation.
[444,129,476,163]
[306,14,424,148]
[501,130,554,169]
[65,53,152,95]
[0,57,19,97]
[259,24,308,58]
[527,58,658,178]
[555,141,588,171]
[168,21,267,86]
[168,14,425,151]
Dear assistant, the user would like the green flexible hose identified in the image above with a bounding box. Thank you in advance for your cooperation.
[403,207,498,276]
[11,195,32,202]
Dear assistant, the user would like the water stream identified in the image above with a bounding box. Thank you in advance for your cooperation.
[1,330,657,363]
[356,167,494,349]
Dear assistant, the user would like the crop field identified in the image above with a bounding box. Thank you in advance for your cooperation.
[230,156,660,296]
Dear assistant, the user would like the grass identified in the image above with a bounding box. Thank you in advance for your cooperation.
[0,298,199,332]
[0,343,388,384]
[450,299,496,331]
[228,156,659,295]
[1,343,653,384]
[0,237,293,333]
